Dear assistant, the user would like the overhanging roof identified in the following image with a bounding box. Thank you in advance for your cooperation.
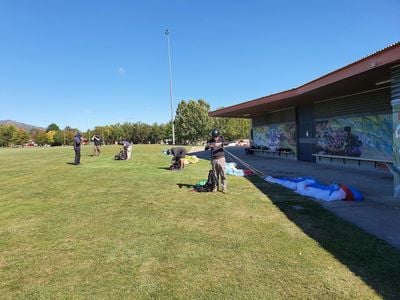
[210,42,400,118]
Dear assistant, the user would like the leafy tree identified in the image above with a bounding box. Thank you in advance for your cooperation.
[46,130,56,145]
[149,123,163,144]
[212,117,250,141]
[46,123,60,132]
[0,124,17,147]
[65,130,75,145]
[13,128,30,146]
[135,122,152,143]
[1,104,248,148]
[35,130,49,146]
[175,99,212,144]
[107,124,124,143]
[100,125,113,145]
[161,122,173,144]
[61,126,80,145]
[29,128,40,141]
[53,130,64,146]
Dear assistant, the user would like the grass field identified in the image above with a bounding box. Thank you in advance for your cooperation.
[1,145,400,299]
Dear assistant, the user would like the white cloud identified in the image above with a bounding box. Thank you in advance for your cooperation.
[118,67,126,75]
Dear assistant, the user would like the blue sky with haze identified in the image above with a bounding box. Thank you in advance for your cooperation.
[1,0,399,130]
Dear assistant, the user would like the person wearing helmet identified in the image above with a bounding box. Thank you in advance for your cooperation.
[205,129,228,193]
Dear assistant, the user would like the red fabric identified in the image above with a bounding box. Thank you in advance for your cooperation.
[340,184,354,201]
[243,169,255,176]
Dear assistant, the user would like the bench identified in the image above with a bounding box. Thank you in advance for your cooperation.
[253,148,296,159]
[312,153,393,171]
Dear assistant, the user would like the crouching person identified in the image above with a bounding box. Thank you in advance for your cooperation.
[167,147,187,170]
[115,140,132,160]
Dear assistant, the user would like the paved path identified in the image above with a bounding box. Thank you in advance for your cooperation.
[195,146,400,249]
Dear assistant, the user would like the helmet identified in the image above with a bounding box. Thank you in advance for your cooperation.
[211,129,219,137]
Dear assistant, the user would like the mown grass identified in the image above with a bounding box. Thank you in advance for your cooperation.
[0,145,399,299]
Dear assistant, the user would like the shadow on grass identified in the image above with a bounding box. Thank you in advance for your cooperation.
[191,148,400,298]
[247,175,400,299]
[158,167,172,170]
[177,183,195,189]
[158,167,185,172]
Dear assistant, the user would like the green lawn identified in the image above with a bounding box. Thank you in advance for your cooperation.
[0,145,399,299]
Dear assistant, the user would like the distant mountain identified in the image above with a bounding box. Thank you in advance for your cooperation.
[0,120,44,131]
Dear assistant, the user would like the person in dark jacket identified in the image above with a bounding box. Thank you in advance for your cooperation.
[205,129,228,193]
[73,132,82,165]
[167,147,187,170]
[92,134,101,157]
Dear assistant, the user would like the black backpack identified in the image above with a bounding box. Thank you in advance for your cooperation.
[195,170,217,192]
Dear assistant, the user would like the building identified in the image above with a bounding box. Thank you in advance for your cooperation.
[209,42,400,196]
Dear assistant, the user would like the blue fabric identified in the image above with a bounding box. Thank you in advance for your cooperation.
[276,176,317,183]
[306,183,340,196]
[347,185,364,201]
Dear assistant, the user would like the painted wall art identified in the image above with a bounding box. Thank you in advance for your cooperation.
[253,122,297,152]
[315,114,392,160]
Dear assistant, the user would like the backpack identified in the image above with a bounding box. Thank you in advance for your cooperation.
[195,170,217,192]
[115,150,127,160]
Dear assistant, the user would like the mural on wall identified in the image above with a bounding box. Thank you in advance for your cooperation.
[253,122,297,152]
[391,101,400,198]
[315,114,392,160]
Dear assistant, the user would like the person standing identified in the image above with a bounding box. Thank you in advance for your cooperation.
[205,129,227,193]
[73,132,82,165]
[92,134,101,157]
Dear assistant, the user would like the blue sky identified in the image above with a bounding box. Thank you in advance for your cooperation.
[1,0,399,130]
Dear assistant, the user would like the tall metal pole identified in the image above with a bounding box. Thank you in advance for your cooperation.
[165,29,175,145]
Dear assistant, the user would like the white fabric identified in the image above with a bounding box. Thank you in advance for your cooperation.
[126,145,133,160]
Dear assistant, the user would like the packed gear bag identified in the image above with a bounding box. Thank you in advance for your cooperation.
[115,150,127,160]
[170,159,182,170]
[195,170,217,192]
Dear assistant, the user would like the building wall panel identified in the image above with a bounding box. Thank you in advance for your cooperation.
[314,88,391,119]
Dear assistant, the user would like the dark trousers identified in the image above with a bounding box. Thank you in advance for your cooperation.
[74,149,81,165]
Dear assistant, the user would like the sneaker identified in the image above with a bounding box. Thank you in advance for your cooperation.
[222,188,227,194]
[212,187,218,192]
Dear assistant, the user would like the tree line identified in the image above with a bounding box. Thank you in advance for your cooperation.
[0,99,250,147]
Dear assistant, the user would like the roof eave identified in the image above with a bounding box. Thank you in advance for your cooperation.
[210,42,400,118]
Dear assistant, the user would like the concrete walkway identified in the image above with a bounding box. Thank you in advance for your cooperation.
[220,147,400,249]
